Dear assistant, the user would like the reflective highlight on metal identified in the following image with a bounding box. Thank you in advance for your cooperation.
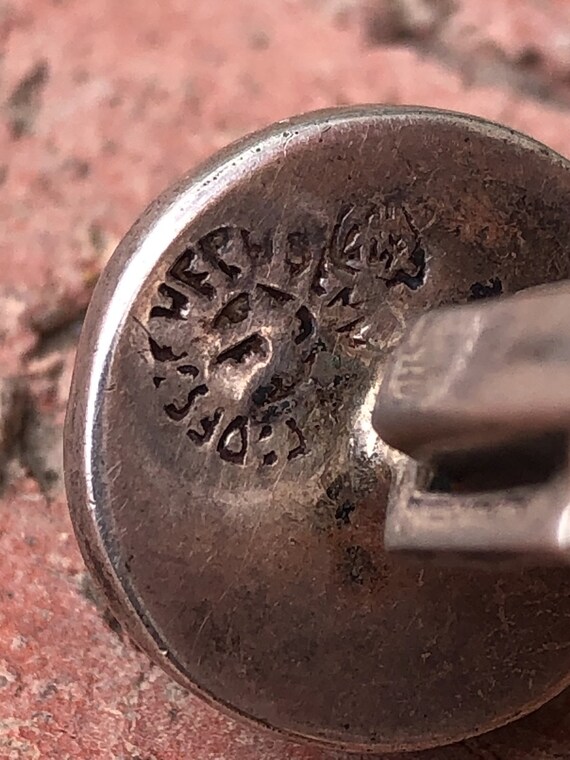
[65,107,570,754]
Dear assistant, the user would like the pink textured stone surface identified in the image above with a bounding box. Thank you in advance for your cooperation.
[1,0,570,757]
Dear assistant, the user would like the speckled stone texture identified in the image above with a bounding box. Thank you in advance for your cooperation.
[2,0,570,757]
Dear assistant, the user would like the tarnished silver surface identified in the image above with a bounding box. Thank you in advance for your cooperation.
[65,106,570,754]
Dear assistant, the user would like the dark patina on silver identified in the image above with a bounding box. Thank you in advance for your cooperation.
[65,107,570,754]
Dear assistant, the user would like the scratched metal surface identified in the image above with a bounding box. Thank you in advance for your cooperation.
[65,107,570,754]
[4,1,570,757]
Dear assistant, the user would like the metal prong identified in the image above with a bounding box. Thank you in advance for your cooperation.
[374,282,570,564]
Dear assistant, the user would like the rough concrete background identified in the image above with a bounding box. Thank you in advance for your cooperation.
[1,0,570,757]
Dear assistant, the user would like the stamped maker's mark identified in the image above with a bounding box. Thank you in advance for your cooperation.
[145,203,427,466]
